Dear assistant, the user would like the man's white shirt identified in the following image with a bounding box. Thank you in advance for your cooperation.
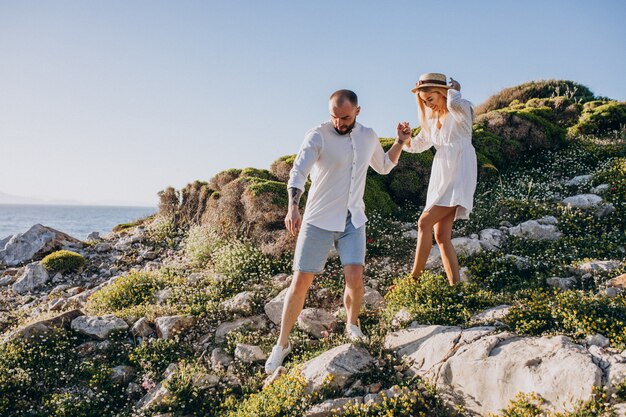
[288,121,397,232]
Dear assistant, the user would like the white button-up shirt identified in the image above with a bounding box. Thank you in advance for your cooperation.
[288,121,397,232]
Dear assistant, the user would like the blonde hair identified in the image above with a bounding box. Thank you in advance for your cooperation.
[416,87,449,137]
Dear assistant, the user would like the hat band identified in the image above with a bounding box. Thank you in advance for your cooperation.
[418,79,447,86]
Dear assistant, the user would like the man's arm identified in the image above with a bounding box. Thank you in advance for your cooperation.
[369,122,410,174]
[285,187,303,236]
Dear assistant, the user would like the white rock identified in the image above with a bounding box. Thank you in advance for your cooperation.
[211,347,233,370]
[591,183,609,194]
[214,315,267,343]
[451,236,483,257]
[546,276,577,290]
[12,262,50,294]
[297,308,337,338]
[270,273,292,290]
[0,224,80,266]
[363,286,385,309]
[565,175,592,186]
[71,314,129,340]
[386,325,601,415]
[537,215,559,225]
[469,305,511,325]
[575,260,622,274]
[479,228,507,251]
[585,333,610,348]
[509,220,562,241]
[95,242,112,253]
[131,317,154,337]
[301,343,374,394]
[234,343,266,363]
[155,315,194,339]
[562,193,603,209]
[221,291,255,315]
[264,287,289,325]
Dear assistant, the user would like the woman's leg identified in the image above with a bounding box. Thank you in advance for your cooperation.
[411,205,458,278]
[434,208,461,285]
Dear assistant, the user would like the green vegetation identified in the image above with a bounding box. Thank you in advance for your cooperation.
[41,250,85,274]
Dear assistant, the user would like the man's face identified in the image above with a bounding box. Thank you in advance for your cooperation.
[329,100,360,135]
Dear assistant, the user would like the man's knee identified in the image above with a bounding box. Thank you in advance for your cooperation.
[344,266,364,291]
[290,272,314,296]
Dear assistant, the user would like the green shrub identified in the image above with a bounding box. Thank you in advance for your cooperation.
[86,270,171,315]
[161,359,231,416]
[183,224,228,268]
[465,251,543,293]
[338,380,450,417]
[384,272,505,327]
[569,100,626,136]
[41,250,85,274]
[363,176,396,217]
[128,338,192,377]
[269,154,296,182]
[225,368,314,417]
[504,289,626,349]
[475,80,594,115]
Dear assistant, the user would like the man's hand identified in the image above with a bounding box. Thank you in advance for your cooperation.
[285,207,302,236]
[448,77,461,91]
[396,121,411,143]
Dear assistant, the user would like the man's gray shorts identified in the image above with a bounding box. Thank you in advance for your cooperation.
[292,213,366,274]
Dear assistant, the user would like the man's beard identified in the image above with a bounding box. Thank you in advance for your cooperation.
[334,120,356,135]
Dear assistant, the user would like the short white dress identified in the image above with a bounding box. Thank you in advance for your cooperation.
[404,89,477,220]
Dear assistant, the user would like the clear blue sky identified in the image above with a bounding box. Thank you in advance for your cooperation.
[1,0,624,206]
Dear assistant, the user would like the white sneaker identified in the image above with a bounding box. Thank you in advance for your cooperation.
[264,342,292,374]
[345,324,369,342]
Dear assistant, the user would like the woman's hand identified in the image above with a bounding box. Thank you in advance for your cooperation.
[397,121,411,143]
[449,77,461,91]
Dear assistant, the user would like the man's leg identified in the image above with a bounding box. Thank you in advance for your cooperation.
[277,271,315,348]
[434,208,460,285]
[343,264,364,326]
[411,205,459,278]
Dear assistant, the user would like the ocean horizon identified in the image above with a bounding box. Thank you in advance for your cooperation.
[0,203,157,241]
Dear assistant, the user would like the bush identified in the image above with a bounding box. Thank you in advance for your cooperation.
[504,289,626,349]
[569,100,626,136]
[363,176,397,217]
[41,250,85,274]
[128,338,192,377]
[86,270,171,316]
[269,154,296,182]
[338,380,450,417]
[383,272,505,327]
[225,368,314,417]
[475,80,594,115]
[212,240,284,286]
[184,224,228,268]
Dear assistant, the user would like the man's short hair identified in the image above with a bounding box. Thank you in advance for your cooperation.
[329,89,358,107]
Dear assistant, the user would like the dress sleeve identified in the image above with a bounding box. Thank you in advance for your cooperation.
[447,89,474,124]
[403,127,433,153]
[287,131,323,191]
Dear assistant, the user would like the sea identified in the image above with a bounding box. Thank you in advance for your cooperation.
[0,204,157,241]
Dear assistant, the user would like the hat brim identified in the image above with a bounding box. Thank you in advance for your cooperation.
[411,83,452,93]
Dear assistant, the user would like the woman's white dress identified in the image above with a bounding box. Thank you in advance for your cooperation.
[404,89,477,220]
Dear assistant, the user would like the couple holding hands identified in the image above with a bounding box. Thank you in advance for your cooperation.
[265,72,477,374]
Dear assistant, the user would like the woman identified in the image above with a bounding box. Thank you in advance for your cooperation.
[397,72,477,285]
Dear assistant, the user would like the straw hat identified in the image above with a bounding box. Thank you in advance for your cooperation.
[411,72,451,93]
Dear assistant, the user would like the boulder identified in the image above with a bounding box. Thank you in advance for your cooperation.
[214,315,267,343]
[264,288,289,325]
[297,308,337,338]
[479,228,507,251]
[221,291,255,315]
[0,224,80,266]
[301,343,374,394]
[562,193,603,209]
[508,220,562,241]
[3,309,83,343]
[385,324,603,415]
[546,276,577,290]
[71,314,129,340]
[155,315,195,339]
[234,343,266,363]
[469,305,511,325]
[12,262,49,294]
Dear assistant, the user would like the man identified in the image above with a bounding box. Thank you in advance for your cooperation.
[265,89,411,374]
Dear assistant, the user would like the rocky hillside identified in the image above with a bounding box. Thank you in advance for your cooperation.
[0,80,625,417]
